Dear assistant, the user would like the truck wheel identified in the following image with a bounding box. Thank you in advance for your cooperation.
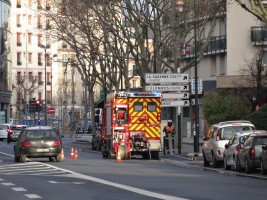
[118,145,127,160]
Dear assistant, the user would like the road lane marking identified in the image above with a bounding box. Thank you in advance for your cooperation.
[12,187,27,191]
[2,182,15,186]
[25,194,42,199]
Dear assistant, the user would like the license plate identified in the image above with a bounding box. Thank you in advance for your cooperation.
[36,149,49,152]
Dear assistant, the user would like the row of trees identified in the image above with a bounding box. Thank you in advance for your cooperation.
[40,0,225,129]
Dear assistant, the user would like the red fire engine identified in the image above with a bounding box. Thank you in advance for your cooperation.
[101,91,162,160]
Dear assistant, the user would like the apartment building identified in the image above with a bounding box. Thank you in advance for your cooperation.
[10,0,84,125]
[0,0,12,123]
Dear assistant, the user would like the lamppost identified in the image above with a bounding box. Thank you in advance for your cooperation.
[40,44,48,126]
[193,0,199,153]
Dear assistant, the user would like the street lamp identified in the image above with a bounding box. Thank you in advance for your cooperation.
[40,44,49,126]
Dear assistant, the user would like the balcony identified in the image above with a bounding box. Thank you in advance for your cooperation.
[38,62,43,66]
[47,81,51,85]
[17,4,21,8]
[251,27,267,45]
[17,61,22,65]
[46,6,51,10]
[38,81,43,85]
[17,42,22,46]
[17,24,21,27]
[181,35,227,59]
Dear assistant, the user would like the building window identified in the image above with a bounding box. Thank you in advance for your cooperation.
[28,33,32,45]
[46,0,51,10]
[38,35,42,47]
[38,53,42,65]
[38,92,42,100]
[132,80,136,88]
[28,15,32,25]
[47,72,51,85]
[38,72,43,85]
[28,53,32,63]
[17,33,22,46]
[37,0,42,9]
[29,72,33,82]
[17,72,22,84]
[133,65,138,76]
[17,0,21,8]
[17,15,21,27]
[46,18,51,29]
[37,16,42,29]
[28,0,32,8]
[17,52,22,65]
[263,52,267,66]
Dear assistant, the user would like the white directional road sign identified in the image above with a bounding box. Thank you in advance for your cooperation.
[161,93,189,99]
[162,100,190,107]
[145,73,189,84]
[146,85,189,92]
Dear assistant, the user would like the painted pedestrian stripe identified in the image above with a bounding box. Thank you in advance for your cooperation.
[0,162,72,176]
[25,194,42,199]
[12,187,28,191]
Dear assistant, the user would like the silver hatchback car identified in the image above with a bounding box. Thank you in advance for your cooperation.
[202,121,255,168]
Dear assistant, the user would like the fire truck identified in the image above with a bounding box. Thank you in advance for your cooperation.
[101,91,162,160]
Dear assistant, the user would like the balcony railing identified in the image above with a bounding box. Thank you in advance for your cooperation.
[251,26,267,45]
[38,62,43,66]
[181,35,227,58]
[17,42,22,46]
[38,81,43,85]
[17,61,22,65]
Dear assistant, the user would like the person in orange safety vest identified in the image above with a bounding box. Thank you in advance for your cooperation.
[163,120,175,153]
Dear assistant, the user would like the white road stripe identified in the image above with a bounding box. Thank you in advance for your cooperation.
[12,187,27,191]
[25,194,42,199]
[2,182,15,186]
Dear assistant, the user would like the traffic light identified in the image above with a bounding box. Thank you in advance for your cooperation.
[35,99,42,112]
[29,98,36,113]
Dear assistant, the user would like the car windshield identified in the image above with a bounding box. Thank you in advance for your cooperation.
[221,126,253,140]
[27,130,57,139]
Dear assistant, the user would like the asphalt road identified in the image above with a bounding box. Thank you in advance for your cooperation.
[0,136,266,200]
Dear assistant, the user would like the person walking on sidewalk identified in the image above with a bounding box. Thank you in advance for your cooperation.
[69,120,77,138]
[163,120,176,153]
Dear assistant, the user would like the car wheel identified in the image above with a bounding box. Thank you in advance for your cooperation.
[212,153,219,168]
[245,159,252,174]
[260,159,267,175]
[21,156,27,163]
[224,157,230,170]
[203,151,210,167]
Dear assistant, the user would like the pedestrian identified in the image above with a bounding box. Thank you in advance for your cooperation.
[163,119,176,153]
[69,120,77,138]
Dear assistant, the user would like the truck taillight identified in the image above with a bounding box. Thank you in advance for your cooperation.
[157,114,161,121]
[7,129,13,134]
[249,148,255,158]
[22,141,31,147]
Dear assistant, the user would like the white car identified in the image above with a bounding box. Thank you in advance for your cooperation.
[0,124,13,141]
[202,120,255,168]
[223,131,252,170]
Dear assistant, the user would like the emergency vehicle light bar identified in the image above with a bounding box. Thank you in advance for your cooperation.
[128,92,161,97]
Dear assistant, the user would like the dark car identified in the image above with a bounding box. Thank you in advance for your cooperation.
[7,124,27,143]
[76,125,83,134]
[260,144,267,175]
[14,126,63,163]
[236,131,267,174]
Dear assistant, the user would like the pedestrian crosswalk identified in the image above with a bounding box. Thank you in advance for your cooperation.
[0,162,73,176]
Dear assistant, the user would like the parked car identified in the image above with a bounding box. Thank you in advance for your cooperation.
[76,125,83,134]
[0,123,13,141]
[223,131,252,170]
[202,120,255,168]
[236,131,267,174]
[260,144,267,175]
[7,124,27,143]
[14,126,63,163]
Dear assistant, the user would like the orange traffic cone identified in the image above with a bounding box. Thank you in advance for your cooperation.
[61,148,65,160]
[116,152,122,163]
[70,147,75,159]
[73,149,79,160]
